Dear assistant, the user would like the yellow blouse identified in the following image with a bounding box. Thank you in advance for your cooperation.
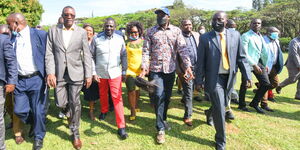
[126,39,144,76]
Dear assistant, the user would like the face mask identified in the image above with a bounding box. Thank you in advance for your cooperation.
[270,32,279,40]
[212,21,225,32]
[157,16,168,25]
[228,28,236,31]
[129,35,139,41]
[199,29,205,34]
[12,31,18,36]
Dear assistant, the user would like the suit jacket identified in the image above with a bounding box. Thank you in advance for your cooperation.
[195,29,251,101]
[241,30,269,67]
[263,36,284,74]
[285,37,300,69]
[45,24,92,82]
[0,34,17,84]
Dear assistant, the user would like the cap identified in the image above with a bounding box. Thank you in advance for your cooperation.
[155,7,170,16]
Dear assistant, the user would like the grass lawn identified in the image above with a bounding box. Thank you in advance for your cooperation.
[4,53,300,150]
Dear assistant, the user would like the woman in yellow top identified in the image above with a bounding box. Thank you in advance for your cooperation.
[125,21,144,120]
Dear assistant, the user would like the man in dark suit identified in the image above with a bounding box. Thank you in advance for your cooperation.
[6,13,47,150]
[0,27,17,150]
[195,11,252,150]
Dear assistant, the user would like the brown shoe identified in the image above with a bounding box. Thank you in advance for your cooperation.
[89,111,95,120]
[73,138,82,150]
[183,118,193,126]
[15,136,24,144]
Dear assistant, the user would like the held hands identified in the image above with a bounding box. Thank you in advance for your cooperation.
[85,77,92,89]
[253,65,263,75]
[5,84,15,93]
[46,74,57,88]
[92,75,100,83]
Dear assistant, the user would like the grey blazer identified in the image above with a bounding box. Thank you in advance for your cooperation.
[286,37,300,69]
[45,24,92,82]
[195,29,252,101]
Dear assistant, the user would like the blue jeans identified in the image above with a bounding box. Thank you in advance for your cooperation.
[149,72,175,131]
[179,75,193,119]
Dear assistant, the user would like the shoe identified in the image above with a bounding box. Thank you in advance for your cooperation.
[268,97,276,102]
[261,105,274,112]
[58,111,65,119]
[238,106,250,112]
[33,139,43,150]
[98,113,107,120]
[73,138,82,150]
[156,130,165,144]
[129,116,136,121]
[5,122,13,130]
[180,98,184,104]
[183,118,193,126]
[109,106,114,112]
[117,128,128,140]
[204,109,213,126]
[28,125,34,138]
[225,110,235,120]
[193,96,202,102]
[163,121,171,131]
[231,99,239,104]
[295,97,300,100]
[177,90,182,95]
[89,111,95,120]
[249,103,265,114]
[15,136,24,144]
[252,89,257,93]
[276,86,282,94]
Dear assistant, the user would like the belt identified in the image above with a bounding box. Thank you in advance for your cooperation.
[18,71,39,79]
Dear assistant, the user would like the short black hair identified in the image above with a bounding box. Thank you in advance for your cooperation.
[103,17,116,27]
[62,6,75,14]
[126,21,144,37]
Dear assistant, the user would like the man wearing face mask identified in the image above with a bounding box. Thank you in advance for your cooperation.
[198,25,206,35]
[195,11,252,150]
[92,17,128,139]
[259,27,283,111]
[239,19,270,114]
[6,13,47,150]
[140,7,194,144]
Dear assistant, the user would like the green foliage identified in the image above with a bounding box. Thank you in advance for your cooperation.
[0,0,43,27]
[279,37,292,51]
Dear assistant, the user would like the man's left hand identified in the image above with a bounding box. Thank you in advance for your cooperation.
[183,67,194,82]
[85,77,92,89]
[246,80,252,88]
[5,84,15,93]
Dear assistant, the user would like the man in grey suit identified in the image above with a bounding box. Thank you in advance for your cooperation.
[45,6,92,150]
[195,11,252,150]
[276,35,300,99]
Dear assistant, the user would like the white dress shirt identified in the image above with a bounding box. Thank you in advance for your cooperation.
[15,25,38,76]
[62,24,75,48]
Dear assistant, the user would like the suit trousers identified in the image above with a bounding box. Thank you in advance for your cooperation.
[178,74,193,119]
[238,74,248,108]
[149,72,175,131]
[5,93,24,137]
[99,76,125,129]
[14,75,46,141]
[261,67,279,106]
[279,67,300,98]
[55,72,83,139]
[0,82,6,150]
[207,74,228,150]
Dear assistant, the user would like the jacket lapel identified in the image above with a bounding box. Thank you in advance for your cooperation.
[66,25,77,50]
[57,24,66,51]
[30,28,38,58]
[225,29,231,66]
[211,31,221,53]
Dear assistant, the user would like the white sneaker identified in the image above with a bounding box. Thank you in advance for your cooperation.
[58,111,65,119]
[156,130,165,144]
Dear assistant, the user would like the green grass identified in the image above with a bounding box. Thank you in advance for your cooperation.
[5,53,300,150]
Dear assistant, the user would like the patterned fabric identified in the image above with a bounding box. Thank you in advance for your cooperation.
[142,24,191,73]
[126,39,143,76]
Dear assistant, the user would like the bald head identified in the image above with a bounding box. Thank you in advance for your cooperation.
[0,24,11,35]
[212,11,227,32]
[6,13,27,32]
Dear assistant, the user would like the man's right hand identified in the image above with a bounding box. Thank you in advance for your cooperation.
[47,74,57,88]
[195,84,204,92]
[139,69,148,78]
[253,65,263,75]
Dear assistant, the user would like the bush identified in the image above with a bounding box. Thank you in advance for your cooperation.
[279,37,292,52]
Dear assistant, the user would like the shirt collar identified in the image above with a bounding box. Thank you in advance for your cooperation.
[182,31,192,37]
[157,24,172,31]
[63,24,75,31]
[18,25,30,37]
[215,29,226,36]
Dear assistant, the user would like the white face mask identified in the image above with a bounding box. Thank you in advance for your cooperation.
[199,29,205,34]
[228,28,236,31]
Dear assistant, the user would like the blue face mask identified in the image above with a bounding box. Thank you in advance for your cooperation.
[270,32,279,40]
[12,31,18,36]
[129,36,139,41]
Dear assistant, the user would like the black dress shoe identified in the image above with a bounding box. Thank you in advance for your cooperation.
[204,109,213,126]
[261,105,274,112]
[225,110,235,120]
[249,103,265,114]
[33,139,43,150]
[117,128,128,140]
[295,97,300,100]
[276,86,282,94]
[98,113,107,120]
[268,97,276,102]
[193,96,202,102]
[238,106,250,112]
[231,99,239,104]
[29,125,34,138]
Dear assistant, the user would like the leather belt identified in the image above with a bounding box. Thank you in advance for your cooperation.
[18,71,39,79]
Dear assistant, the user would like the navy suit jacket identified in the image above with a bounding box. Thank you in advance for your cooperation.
[0,34,17,84]
[12,28,47,78]
[195,29,252,101]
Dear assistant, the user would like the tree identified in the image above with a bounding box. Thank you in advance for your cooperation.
[0,0,44,27]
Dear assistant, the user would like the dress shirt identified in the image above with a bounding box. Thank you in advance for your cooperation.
[15,25,37,76]
[93,32,127,79]
[215,30,229,74]
[142,24,191,73]
[62,24,75,48]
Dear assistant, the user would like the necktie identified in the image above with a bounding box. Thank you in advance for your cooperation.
[220,33,229,70]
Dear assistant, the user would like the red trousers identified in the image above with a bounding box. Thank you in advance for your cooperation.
[98,76,125,128]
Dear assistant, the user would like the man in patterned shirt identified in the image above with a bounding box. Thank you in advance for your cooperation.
[139,7,193,144]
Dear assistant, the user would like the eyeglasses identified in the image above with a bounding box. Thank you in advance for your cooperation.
[130,31,139,34]
[63,14,75,18]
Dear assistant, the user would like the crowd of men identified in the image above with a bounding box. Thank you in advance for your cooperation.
[0,5,299,150]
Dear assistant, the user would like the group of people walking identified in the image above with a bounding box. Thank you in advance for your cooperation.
[0,5,299,150]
